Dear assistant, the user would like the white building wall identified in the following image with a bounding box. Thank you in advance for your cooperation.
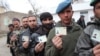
[88,9,94,20]
[53,14,60,22]
[72,11,80,22]
[72,10,94,25]
[72,2,94,25]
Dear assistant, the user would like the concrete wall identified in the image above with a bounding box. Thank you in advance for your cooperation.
[53,14,60,22]
[0,11,28,33]
[0,7,6,13]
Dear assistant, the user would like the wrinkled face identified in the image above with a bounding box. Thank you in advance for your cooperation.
[94,2,100,19]
[58,6,73,25]
[12,21,20,28]
[22,18,28,28]
[28,16,37,28]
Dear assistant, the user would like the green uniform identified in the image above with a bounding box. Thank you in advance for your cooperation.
[45,21,82,56]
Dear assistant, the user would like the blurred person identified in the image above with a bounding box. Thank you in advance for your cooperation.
[74,0,100,56]
[12,18,21,31]
[77,15,86,29]
[21,17,28,30]
[12,18,22,56]
[7,24,15,56]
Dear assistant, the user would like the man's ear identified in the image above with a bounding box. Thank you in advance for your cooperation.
[93,7,95,14]
[72,11,74,16]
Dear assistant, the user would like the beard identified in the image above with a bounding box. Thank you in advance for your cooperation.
[42,23,53,30]
[23,25,28,29]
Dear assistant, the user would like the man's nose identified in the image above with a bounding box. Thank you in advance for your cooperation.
[46,20,51,23]
[64,12,68,17]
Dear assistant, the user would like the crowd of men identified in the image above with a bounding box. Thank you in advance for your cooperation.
[6,0,100,56]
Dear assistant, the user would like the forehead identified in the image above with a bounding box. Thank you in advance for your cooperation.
[95,2,100,7]
[22,18,28,21]
[9,26,14,28]
[28,17,36,20]
[13,21,20,24]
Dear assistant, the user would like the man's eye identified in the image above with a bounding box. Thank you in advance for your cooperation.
[97,6,100,9]
[32,20,35,22]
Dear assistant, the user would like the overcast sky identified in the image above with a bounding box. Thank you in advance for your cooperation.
[7,0,65,14]
[6,0,91,14]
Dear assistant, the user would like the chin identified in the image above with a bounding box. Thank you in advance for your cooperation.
[64,21,70,23]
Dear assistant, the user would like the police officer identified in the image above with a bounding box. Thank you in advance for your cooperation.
[30,12,54,56]
[19,16,39,56]
[45,0,82,56]
[74,0,100,56]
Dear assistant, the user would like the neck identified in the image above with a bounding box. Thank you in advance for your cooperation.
[62,22,71,27]
[14,27,20,30]
[24,27,28,29]
[10,30,13,32]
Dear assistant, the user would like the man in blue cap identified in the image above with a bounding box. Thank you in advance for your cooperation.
[45,0,82,56]
[74,0,100,56]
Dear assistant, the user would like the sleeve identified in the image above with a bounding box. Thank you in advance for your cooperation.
[74,31,94,56]
[18,33,29,53]
[30,33,40,56]
[45,28,60,56]
[7,32,10,44]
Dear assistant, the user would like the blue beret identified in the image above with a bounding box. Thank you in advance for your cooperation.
[56,0,71,14]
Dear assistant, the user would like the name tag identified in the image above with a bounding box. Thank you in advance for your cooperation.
[91,29,100,42]
[38,35,47,42]
[55,27,67,35]
[13,31,20,35]
[22,36,29,41]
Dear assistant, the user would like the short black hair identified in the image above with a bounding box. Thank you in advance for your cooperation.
[28,15,36,18]
[8,24,14,27]
[40,12,53,21]
[58,3,72,14]
[22,17,28,20]
[28,15,37,20]
[12,18,20,22]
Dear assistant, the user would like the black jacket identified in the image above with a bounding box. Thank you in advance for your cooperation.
[77,19,86,29]
[30,25,54,56]
[18,27,39,56]
[7,31,12,44]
